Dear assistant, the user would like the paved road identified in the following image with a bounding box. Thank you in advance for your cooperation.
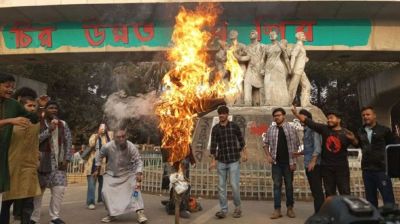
[32,184,313,224]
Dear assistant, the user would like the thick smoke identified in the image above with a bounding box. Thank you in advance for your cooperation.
[103,90,158,131]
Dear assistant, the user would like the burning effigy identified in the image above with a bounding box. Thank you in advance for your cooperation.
[155,3,243,164]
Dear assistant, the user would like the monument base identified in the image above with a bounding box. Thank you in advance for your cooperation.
[191,105,327,163]
[141,106,369,201]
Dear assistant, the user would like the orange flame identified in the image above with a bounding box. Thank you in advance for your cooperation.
[155,3,243,162]
[224,44,244,97]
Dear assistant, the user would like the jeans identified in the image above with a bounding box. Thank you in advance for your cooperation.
[321,165,350,197]
[0,197,33,224]
[217,161,241,213]
[87,175,96,205]
[362,170,395,207]
[272,163,294,209]
[97,175,103,203]
[305,165,325,213]
[87,175,104,205]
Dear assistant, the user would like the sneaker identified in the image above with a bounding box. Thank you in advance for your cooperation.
[136,210,148,224]
[270,209,282,219]
[50,218,66,224]
[233,208,242,218]
[287,207,296,218]
[88,204,96,210]
[180,210,191,219]
[215,211,226,219]
[101,216,116,223]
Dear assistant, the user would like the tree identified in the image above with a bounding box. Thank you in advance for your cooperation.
[1,60,397,144]
[306,61,399,131]
[0,63,115,144]
[109,62,169,144]
[0,61,169,145]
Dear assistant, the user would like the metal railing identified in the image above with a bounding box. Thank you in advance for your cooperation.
[67,150,400,201]
[66,159,86,184]
[139,153,366,200]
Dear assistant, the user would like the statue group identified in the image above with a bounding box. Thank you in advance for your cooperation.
[215,30,312,107]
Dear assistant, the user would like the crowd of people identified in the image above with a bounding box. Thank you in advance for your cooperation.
[0,73,148,224]
[1,71,399,224]
[209,104,398,220]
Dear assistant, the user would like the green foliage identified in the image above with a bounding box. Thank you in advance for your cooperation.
[0,62,169,145]
[306,61,399,131]
[112,62,170,95]
[0,63,116,144]
[1,60,397,144]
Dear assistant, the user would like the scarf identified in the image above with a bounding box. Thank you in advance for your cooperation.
[39,118,66,172]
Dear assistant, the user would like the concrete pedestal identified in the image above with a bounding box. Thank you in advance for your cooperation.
[191,105,327,163]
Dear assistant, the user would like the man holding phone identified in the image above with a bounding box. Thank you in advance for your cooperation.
[31,101,72,224]
[86,123,113,209]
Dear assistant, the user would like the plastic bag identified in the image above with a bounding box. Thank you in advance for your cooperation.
[169,172,189,195]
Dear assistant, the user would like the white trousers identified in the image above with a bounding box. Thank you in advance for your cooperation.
[31,186,66,222]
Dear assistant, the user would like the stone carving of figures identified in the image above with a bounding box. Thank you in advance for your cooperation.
[228,30,247,105]
[263,31,290,106]
[236,30,266,106]
[288,31,312,107]
[214,40,227,82]
[280,39,292,89]
[280,39,291,79]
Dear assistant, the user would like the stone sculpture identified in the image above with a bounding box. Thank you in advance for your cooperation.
[288,31,312,107]
[214,30,313,107]
[214,40,227,82]
[264,31,290,106]
[240,30,266,106]
[228,30,247,105]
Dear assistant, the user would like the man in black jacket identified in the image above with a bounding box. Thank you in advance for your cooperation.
[356,106,396,207]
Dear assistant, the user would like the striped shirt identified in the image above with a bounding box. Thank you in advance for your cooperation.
[210,121,245,163]
[263,122,300,165]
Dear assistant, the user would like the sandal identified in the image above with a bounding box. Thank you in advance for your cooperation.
[215,211,227,219]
